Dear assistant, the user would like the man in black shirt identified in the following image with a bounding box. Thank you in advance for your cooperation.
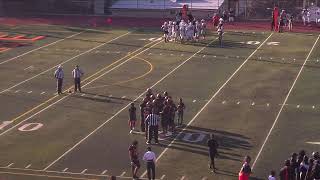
[207,134,218,172]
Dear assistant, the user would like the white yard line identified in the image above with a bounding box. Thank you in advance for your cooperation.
[141,32,274,178]
[0,31,83,66]
[251,34,320,169]
[42,37,219,171]
[0,32,130,95]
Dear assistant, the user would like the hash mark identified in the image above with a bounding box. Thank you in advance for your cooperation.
[81,169,87,174]
[25,164,31,169]
[62,168,68,172]
[101,170,108,175]
[6,163,14,168]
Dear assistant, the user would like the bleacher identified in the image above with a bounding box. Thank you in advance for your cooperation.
[111,0,224,10]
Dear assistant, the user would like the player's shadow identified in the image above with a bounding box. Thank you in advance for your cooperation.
[71,92,125,104]
[158,125,252,162]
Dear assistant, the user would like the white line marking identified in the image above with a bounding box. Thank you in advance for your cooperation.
[160,174,166,180]
[251,102,255,106]
[252,35,320,169]
[108,95,113,97]
[193,100,197,103]
[43,38,218,171]
[297,105,300,108]
[27,91,32,94]
[81,94,86,97]
[41,92,46,95]
[141,33,275,178]
[6,163,14,168]
[25,164,31,169]
[120,171,126,176]
[121,96,126,99]
[14,90,20,93]
[0,32,131,95]
[101,170,108,175]
[201,177,208,180]
[312,106,315,109]
[24,66,33,70]
[93,95,98,98]
[267,103,270,107]
[81,169,87,174]
[0,32,83,66]
[222,100,226,104]
[237,101,240,105]
[307,141,320,145]
[180,176,185,180]
[62,168,68,172]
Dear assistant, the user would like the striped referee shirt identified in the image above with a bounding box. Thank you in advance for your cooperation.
[145,113,160,126]
[54,68,64,79]
[72,68,83,78]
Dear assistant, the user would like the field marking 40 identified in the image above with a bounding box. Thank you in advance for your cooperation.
[0,121,42,132]
[241,41,280,46]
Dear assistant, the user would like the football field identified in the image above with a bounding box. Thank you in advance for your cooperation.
[0,23,319,180]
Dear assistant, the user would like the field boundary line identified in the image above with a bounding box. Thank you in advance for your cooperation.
[252,34,320,169]
[0,31,131,95]
[43,36,219,171]
[140,32,274,178]
[0,31,84,65]
[0,37,162,136]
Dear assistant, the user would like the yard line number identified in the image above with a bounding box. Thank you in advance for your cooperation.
[0,121,43,132]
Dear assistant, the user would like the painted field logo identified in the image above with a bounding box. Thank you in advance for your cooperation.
[0,33,45,53]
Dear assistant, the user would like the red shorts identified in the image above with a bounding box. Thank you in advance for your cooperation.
[129,120,136,127]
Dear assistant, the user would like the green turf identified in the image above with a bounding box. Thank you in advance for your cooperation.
[0,24,319,179]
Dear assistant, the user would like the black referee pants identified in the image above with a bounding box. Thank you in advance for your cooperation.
[74,78,81,92]
[146,161,155,180]
[148,125,158,143]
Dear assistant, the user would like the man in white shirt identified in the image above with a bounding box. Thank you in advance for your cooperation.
[72,65,84,93]
[54,65,64,95]
[143,147,156,180]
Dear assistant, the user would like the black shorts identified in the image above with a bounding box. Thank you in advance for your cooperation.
[131,159,140,168]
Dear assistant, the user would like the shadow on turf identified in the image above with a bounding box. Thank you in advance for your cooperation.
[158,125,252,162]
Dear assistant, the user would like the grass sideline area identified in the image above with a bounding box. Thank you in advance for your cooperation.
[0,20,319,180]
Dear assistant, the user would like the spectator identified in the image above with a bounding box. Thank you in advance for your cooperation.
[229,8,235,22]
[306,159,314,180]
[212,13,220,28]
[290,153,299,179]
[268,170,276,180]
[312,162,320,179]
[143,147,156,180]
[222,10,228,21]
[279,159,292,180]
[239,156,252,180]
[302,9,307,26]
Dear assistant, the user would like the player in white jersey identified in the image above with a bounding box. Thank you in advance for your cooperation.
[179,20,186,43]
[200,19,206,40]
[186,21,194,41]
[171,21,179,42]
[161,21,169,43]
[217,19,224,47]
[168,21,173,41]
[194,21,201,41]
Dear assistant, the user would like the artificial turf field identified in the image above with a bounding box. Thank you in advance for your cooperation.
[0,22,319,180]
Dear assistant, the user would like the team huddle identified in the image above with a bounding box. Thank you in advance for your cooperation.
[161,19,207,43]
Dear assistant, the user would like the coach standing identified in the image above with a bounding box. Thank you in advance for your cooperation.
[143,147,156,180]
[54,65,64,95]
[145,109,160,144]
[72,65,84,93]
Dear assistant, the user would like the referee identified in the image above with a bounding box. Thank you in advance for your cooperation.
[145,109,160,144]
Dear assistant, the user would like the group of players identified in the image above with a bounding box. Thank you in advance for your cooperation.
[129,88,185,136]
[161,19,207,43]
